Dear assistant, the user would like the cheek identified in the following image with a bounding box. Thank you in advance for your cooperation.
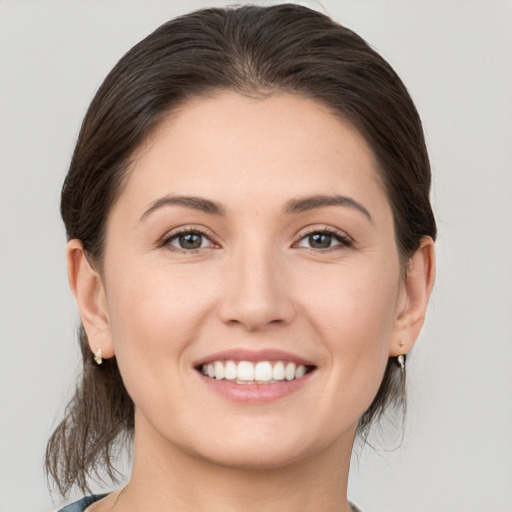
[311,284,395,377]
[297,257,400,348]
[295,260,400,413]
[103,261,216,394]
[109,269,210,340]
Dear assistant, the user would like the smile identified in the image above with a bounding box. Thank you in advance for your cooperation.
[200,360,312,384]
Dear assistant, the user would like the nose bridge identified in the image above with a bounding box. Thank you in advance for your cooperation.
[219,234,294,330]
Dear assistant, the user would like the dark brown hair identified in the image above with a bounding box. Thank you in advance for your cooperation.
[46,3,436,497]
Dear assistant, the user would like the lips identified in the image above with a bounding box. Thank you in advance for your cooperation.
[194,349,316,399]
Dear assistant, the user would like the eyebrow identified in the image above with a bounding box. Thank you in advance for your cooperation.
[140,193,372,222]
[140,195,226,220]
[284,194,372,222]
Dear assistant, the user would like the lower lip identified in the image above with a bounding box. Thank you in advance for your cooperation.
[197,371,314,403]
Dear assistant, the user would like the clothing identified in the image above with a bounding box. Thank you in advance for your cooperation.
[57,494,107,512]
[58,494,364,511]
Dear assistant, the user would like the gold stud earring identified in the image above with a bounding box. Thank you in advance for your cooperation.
[93,347,103,365]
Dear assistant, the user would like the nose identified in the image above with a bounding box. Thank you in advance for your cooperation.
[218,244,296,332]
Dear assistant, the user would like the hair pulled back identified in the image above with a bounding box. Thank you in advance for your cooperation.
[47,3,436,497]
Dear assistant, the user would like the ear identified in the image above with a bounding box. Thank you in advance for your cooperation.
[66,239,115,359]
[390,236,436,356]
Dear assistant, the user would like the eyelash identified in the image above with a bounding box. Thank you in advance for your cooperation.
[293,226,354,252]
[159,227,217,253]
[159,226,354,253]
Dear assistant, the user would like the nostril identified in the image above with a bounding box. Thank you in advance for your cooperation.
[217,271,296,331]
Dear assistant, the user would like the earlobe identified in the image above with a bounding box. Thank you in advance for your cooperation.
[390,236,436,356]
[66,239,115,360]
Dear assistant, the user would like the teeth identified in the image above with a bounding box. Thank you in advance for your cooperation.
[295,364,307,379]
[254,361,273,382]
[285,362,296,381]
[237,361,254,381]
[225,360,237,380]
[214,361,225,380]
[200,360,310,383]
[272,361,285,380]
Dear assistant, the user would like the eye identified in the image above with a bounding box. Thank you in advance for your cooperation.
[295,229,353,250]
[161,229,215,252]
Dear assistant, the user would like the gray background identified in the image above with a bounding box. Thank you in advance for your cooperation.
[1,1,511,511]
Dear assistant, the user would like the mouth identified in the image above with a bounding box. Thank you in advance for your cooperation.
[193,349,317,402]
[197,359,316,384]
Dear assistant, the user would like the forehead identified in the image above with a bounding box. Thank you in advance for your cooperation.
[118,92,389,218]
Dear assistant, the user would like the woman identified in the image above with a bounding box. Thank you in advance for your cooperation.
[46,4,436,511]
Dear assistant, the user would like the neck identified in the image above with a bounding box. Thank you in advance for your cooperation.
[113,415,355,512]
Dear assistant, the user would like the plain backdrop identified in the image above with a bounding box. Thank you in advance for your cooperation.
[1,1,511,511]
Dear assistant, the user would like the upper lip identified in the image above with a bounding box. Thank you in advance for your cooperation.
[193,348,316,368]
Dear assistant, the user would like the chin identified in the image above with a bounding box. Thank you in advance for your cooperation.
[177,417,344,471]
[194,439,312,470]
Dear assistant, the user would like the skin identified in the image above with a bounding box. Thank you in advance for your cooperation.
[67,92,435,512]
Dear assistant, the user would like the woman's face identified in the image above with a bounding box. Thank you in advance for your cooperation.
[82,92,420,468]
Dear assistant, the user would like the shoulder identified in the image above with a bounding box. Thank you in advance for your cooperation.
[58,495,362,512]
[56,494,107,512]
